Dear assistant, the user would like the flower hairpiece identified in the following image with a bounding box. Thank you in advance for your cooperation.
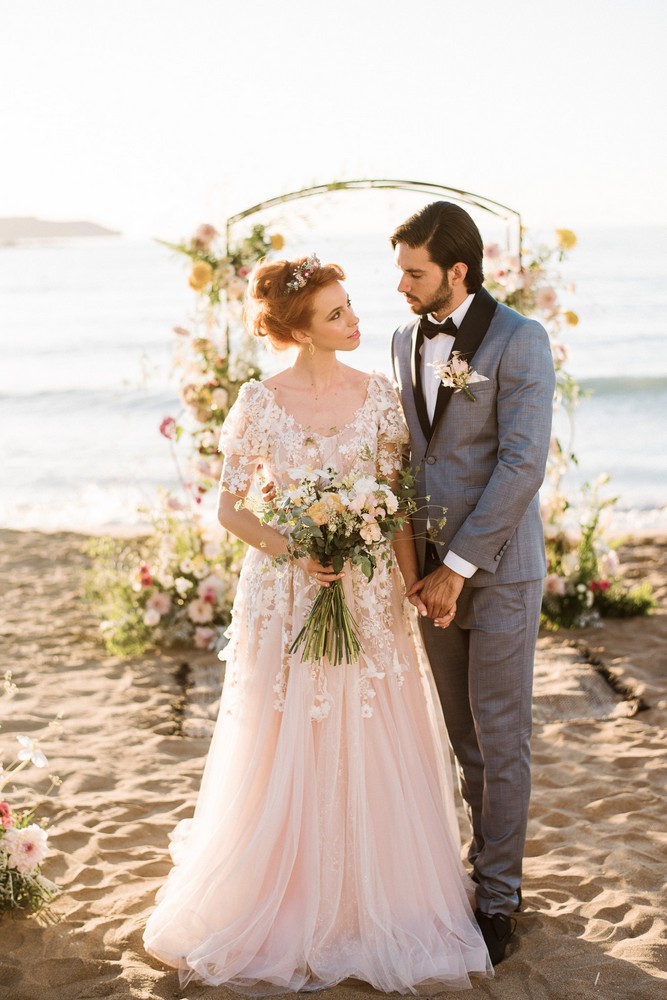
[285,254,321,294]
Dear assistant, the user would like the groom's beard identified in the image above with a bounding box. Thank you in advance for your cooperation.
[411,275,453,317]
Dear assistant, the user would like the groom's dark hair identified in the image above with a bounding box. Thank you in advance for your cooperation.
[390,201,484,292]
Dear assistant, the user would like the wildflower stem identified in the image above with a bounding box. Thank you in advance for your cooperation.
[290,580,362,666]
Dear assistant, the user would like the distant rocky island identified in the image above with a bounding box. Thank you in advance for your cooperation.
[0,217,120,242]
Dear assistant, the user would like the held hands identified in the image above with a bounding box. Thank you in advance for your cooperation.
[406,590,457,629]
[406,565,465,629]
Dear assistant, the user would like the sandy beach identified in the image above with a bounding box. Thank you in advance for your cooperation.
[1,529,665,1000]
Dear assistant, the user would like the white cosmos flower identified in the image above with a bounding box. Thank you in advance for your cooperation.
[16,736,48,768]
[175,577,194,597]
[191,559,209,580]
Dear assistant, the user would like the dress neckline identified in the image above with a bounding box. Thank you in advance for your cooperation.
[256,373,375,439]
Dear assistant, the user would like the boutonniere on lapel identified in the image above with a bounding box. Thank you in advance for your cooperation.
[429,351,489,402]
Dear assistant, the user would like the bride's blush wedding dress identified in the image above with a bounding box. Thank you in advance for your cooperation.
[143,372,492,992]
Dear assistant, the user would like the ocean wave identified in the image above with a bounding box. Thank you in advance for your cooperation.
[0,387,178,411]
[577,375,667,394]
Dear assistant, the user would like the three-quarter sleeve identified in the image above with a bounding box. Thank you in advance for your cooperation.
[218,381,267,495]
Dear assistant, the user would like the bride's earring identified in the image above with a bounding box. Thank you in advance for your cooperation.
[308,342,315,357]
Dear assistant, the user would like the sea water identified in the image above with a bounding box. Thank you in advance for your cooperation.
[1,228,665,533]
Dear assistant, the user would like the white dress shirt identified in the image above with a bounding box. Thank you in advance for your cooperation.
[421,293,479,580]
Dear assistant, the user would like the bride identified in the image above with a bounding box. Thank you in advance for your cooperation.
[143,255,493,992]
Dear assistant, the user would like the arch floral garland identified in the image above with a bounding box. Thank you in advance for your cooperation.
[86,219,653,655]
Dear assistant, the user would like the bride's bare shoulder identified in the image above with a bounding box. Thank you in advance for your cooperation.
[260,372,292,392]
[338,364,374,386]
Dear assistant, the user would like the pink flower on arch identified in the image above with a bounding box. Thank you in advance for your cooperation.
[191,223,218,249]
[160,416,178,440]
[535,286,558,311]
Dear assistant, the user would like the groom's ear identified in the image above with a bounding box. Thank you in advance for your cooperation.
[449,262,469,287]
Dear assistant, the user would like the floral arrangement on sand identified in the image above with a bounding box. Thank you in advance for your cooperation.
[86,494,246,656]
[1,673,61,914]
[540,476,654,628]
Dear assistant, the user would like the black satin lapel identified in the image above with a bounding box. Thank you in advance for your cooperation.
[410,323,431,441]
[430,289,498,431]
[451,287,498,362]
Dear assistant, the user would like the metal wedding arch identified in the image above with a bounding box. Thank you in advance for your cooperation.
[224,178,523,265]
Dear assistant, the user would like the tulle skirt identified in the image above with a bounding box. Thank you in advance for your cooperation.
[143,556,492,993]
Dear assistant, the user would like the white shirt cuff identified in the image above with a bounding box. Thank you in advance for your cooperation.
[443,550,478,578]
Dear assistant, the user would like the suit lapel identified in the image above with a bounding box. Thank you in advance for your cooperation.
[430,288,498,433]
[410,321,432,442]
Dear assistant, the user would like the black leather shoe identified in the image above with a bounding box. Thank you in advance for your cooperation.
[474,909,516,965]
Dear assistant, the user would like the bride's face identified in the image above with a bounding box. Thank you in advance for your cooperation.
[302,281,361,353]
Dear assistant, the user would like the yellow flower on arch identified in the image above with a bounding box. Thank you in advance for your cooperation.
[188,260,213,291]
[564,310,579,326]
[270,233,285,251]
[555,229,577,250]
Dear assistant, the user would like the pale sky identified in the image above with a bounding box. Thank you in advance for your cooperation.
[1,0,665,237]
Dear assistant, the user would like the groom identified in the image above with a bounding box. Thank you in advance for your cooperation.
[390,202,555,964]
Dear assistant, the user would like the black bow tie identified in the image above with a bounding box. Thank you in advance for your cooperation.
[419,315,457,340]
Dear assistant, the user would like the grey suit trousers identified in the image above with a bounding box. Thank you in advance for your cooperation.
[420,555,543,917]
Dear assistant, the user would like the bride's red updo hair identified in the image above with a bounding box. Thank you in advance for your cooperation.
[247,257,346,350]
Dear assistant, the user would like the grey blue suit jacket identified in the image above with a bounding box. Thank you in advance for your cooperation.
[391,288,556,587]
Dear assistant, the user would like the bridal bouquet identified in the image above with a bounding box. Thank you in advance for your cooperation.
[260,461,429,665]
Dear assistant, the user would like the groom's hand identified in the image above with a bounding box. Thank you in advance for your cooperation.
[406,565,465,621]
